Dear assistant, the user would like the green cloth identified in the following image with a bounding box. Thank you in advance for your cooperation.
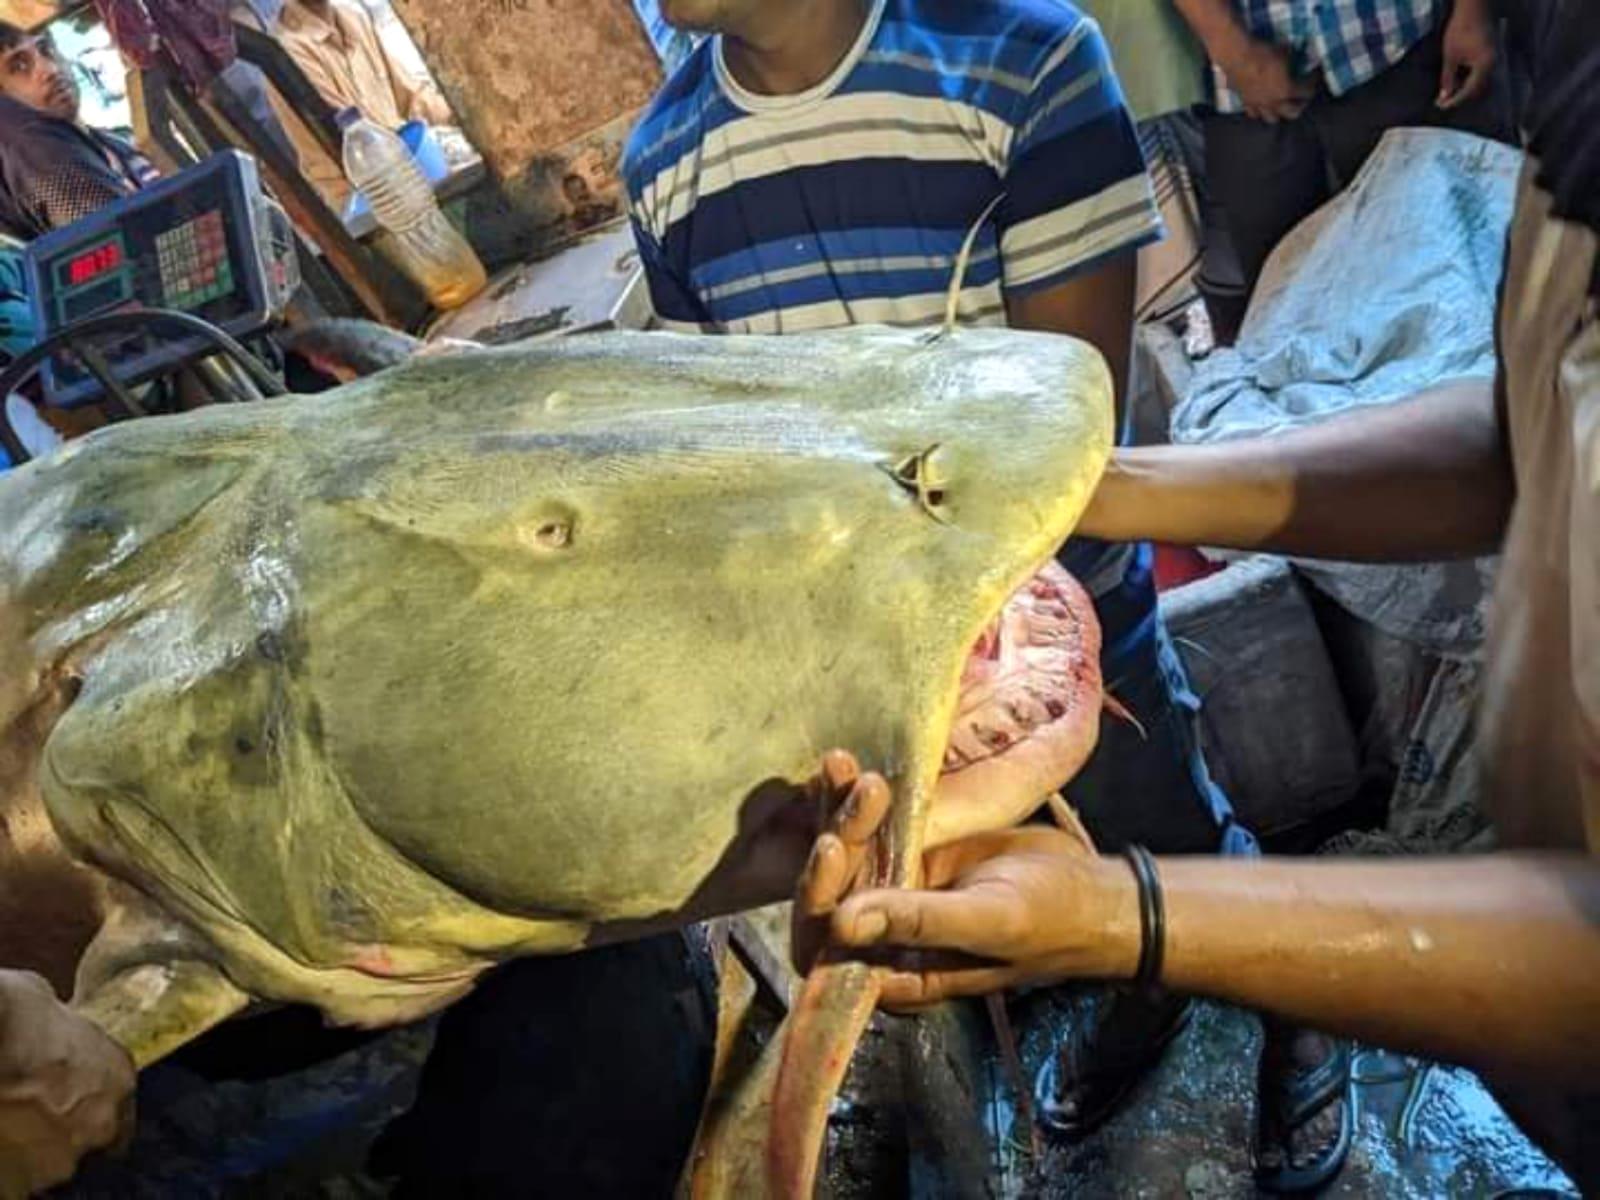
[1075,0,1209,123]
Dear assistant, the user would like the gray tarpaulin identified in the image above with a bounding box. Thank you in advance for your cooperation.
[1170,127,1523,656]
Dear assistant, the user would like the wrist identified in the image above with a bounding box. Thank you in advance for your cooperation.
[1078,853,1143,979]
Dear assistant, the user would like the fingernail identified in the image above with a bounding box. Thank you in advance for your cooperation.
[853,909,888,941]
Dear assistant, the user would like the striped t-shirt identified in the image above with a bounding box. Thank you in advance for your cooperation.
[622,0,1163,336]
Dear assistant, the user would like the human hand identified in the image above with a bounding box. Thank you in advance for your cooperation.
[0,970,134,1199]
[1217,36,1315,123]
[790,751,891,973]
[697,747,1073,923]
[1437,0,1495,110]
[797,788,1141,1008]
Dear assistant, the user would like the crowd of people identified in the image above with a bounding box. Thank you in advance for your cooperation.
[1,0,1596,1194]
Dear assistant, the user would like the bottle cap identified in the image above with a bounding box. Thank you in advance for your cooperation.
[334,106,363,131]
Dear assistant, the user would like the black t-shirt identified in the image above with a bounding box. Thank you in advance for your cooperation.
[0,95,157,241]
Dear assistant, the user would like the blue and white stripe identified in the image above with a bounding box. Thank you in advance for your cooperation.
[623,0,1162,335]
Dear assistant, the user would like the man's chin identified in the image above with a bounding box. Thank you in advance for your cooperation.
[658,2,721,33]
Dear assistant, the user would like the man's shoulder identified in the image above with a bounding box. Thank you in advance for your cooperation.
[890,0,1091,67]
[0,96,82,164]
[0,96,54,143]
[622,39,722,202]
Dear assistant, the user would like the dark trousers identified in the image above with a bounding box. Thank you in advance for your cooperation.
[371,934,716,1197]
[1198,19,1516,341]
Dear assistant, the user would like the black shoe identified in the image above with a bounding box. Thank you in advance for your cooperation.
[1034,987,1194,1139]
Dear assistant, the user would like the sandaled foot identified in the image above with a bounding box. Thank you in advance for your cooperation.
[1034,987,1194,1139]
[1253,1024,1353,1195]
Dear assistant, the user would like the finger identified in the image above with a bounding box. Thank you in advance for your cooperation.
[830,775,889,902]
[879,964,1023,1010]
[1437,53,1460,106]
[832,886,1025,958]
[1447,60,1489,107]
[792,832,848,972]
[797,832,850,917]
[819,749,860,800]
[1273,100,1307,122]
[834,772,889,848]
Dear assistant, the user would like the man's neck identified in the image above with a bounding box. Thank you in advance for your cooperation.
[290,0,336,30]
[721,0,871,96]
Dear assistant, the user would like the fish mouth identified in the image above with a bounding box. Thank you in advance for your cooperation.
[931,561,1102,845]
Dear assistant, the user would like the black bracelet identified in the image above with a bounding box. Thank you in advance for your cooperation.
[1122,844,1165,989]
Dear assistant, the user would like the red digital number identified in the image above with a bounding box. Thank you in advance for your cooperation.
[67,241,122,287]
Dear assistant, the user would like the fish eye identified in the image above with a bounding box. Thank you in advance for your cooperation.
[884,444,949,520]
[532,518,572,549]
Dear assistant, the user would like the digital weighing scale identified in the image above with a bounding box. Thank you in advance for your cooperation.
[24,150,299,408]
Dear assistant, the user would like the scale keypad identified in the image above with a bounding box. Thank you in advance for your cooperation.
[156,209,234,310]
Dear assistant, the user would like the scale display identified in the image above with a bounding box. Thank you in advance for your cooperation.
[62,237,124,287]
[24,151,298,408]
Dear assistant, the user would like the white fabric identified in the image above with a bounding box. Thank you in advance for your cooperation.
[4,394,62,461]
[1170,128,1523,653]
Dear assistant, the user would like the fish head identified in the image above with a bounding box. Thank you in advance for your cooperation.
[298,325,1113,914]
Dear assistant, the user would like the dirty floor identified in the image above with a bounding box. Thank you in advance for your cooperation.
[55,981,1577,1198]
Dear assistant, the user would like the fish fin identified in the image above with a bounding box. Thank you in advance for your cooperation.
[767,960,881,1197]
[1103,690,1148,741]
[71,892,249,1068]
[928,192,1006,342]
[681,924,788,1199]
[686,914,888,1197]
[278,318,426,380]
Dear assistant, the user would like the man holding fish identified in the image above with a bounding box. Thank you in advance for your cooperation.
[803,0,1600,1188]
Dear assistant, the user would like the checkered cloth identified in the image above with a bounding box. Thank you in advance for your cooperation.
[1211,0,1444,112]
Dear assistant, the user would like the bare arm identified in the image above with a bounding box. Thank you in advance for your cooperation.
[1076,377,1515,561]
[811,789,1600,1084]
[1156,853,1600,1077]
[1170,0,1313,121]
[1170,0,1252,65]
[1006,251,1137,428]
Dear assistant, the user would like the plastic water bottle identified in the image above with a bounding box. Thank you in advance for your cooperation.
[338,108,486,310]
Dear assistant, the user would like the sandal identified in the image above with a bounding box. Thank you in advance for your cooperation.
[1034,988,1194,1138]
[1253,1036,1354,1195]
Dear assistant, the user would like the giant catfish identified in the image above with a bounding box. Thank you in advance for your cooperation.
[0,325,1112,1195]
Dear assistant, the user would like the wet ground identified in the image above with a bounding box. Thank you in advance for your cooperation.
[55,976,1578,1198]
[999,994,1577,1199]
